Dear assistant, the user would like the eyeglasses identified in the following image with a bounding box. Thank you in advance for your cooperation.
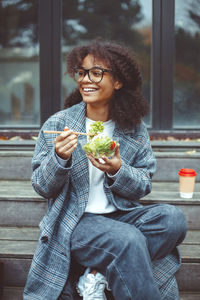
[74,67,112,83]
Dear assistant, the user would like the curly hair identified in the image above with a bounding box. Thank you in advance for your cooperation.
[64,39,149,129]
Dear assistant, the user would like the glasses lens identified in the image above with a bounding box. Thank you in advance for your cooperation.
[74,69,85,82]
[89,68,103,83]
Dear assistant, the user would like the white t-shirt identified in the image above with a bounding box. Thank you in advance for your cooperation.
[85,118,117,214]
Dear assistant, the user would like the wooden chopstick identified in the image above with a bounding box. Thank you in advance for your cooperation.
[43,130,90,136]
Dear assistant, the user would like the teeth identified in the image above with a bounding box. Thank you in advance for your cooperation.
[83,88,96,92]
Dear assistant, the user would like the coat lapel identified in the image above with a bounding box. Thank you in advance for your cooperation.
[66,102,89,212]
[113,124,137,164]
[65,101,86,134]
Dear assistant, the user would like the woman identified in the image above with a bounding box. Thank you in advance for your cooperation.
[24,40,186,300]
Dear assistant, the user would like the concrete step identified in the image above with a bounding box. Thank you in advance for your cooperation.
[0,180,46,226]
[151,140,200,152]
[153,152,200,182]
[0,151,33,181]
[2,287,200,300]
[141,182,200,230]
[0,180,200,228]
[1,287,23,300]
[180,293,200,300]
[0,149,200,181]
[1,139,200,152]
[0,227,199,292]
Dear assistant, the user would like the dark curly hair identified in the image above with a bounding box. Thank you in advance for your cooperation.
[64,39,149,129]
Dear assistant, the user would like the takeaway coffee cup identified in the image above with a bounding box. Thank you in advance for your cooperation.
[178,168,197,199]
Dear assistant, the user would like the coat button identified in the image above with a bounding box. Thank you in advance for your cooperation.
[41,235,48,243]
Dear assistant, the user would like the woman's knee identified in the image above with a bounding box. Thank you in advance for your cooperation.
[161,204,187,243]
[120,226,147,252]
[108,224,147,254]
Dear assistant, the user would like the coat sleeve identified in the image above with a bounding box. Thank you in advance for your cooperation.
[31,118,73,199]
[106,123,156,200]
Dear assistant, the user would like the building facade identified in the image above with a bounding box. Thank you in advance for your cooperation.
[0,0,200,136]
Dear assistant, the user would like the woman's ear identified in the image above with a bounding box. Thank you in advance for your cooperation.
[114,80,123,90]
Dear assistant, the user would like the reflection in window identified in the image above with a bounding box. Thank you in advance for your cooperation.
[62,0,152,126]
[174,0,200,128]
[0,0,40,127]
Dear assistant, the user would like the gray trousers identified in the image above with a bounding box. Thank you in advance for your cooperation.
[60,204,186,300]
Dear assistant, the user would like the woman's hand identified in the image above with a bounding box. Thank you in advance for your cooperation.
[87,144,121,175]
[54,128,77,160]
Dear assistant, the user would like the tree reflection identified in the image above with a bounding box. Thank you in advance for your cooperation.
[174,0,200,127]
[0,0,38,47]
[0,0,39,126]
[62,0,144,50]
[188,0,200,28]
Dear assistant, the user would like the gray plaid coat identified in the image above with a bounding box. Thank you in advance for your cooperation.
[24,102,181,299]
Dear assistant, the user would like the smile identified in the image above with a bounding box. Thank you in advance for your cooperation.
[82,88,98,92]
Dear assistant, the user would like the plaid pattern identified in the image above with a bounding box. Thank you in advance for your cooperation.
[24,102,180,299]
[152,248,181,299]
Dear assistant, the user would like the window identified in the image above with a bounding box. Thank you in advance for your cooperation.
[0,0,40,128]
[0,0,199,133]
[174,0,200,128]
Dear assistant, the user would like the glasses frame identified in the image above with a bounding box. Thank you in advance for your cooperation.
[74,66,112,83]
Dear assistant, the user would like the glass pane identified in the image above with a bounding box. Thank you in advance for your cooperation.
[62,0,152,126]
[174,0,200,128]
[0,0,40,127]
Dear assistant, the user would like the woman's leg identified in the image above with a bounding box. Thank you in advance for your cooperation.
[71,213,161,300]
[103,204,186,300]
[107,204,187,260]
[59,252,181,300]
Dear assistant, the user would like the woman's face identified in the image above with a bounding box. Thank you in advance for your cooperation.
[77,54,122,109]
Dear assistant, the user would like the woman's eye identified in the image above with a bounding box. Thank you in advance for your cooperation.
[92,70,102,77]
[78,70,84,76]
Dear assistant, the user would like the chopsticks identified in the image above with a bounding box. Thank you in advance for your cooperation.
[43,130,90,136]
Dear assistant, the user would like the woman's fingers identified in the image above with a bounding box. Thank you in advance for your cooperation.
[55,128,73,141]
[57,139,77,155]
[87,148,121,174]
[54,129,78,159]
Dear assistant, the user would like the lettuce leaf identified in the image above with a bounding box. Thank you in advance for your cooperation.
[83,136,118,158]
[88,121,104,140]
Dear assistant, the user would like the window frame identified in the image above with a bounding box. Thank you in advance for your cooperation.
[39,0,62,125]
[152,0,174,130]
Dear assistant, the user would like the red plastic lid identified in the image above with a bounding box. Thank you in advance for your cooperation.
[178,168,197,177]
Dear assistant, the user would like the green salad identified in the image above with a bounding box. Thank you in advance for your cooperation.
[88,121,104,140]
[83,121,118,158]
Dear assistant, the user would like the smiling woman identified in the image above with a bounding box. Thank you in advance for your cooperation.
[23,39,186,300]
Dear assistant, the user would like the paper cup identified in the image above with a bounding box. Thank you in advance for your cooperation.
[178,168,197,199]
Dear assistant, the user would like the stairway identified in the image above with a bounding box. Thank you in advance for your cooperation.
[0,143,200,300]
